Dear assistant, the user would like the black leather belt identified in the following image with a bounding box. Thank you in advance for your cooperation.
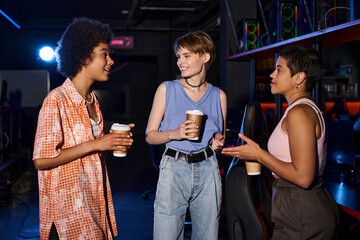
[164,147,214,163]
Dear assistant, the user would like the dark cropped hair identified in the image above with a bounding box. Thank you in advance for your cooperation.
[55,17,113,78]
[173,31,216,71]
[279,45,323,91]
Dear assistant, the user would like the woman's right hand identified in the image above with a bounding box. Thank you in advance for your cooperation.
[34,130,134,170]
[93,126,134,152]
[170,120,198,140]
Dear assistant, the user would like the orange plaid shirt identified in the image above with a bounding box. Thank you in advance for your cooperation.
[33,78,118,239]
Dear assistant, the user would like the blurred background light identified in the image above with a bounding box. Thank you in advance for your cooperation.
[39,46,54,61]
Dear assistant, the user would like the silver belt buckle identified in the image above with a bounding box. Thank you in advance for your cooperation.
[185,153,191,162]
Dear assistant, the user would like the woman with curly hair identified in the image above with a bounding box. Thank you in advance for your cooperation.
[33,17,133,239]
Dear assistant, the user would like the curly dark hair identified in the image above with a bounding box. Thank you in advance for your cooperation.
[279,45,323,91]
[55,17,113,78]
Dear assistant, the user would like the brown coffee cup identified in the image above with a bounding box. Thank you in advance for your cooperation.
[111,123,131,157]
[245,161,261,175]
[186,110,204,140]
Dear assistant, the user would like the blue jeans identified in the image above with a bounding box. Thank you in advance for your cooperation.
[153,147,222,240]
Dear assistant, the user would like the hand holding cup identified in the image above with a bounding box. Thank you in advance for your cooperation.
[110,123,132,157]
[186,110,204,140]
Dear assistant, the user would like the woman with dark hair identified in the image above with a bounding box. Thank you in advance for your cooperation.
[222,46,340,240]
[33,17,133,239]
[146,31,227,240]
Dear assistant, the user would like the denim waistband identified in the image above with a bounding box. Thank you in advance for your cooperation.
[164,146,214,163]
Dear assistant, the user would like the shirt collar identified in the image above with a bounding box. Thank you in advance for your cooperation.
[62,78,99,109]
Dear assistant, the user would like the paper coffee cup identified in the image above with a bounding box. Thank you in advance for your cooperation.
[111,123,131,157]
[186,110,204,140]
[245,162,261,175]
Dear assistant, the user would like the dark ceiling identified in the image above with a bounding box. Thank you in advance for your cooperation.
[1,0,220,33]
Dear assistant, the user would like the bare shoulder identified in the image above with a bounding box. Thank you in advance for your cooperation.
[219,89,227,106]
[158,82,166,91]
[287,104,317,123]
[154,82,166,97]
[219,88,227,97]
[219,89,227,100]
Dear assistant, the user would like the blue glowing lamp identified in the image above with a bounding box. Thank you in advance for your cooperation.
[39,46,54,61]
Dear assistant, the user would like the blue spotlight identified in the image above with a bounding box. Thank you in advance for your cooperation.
[39,46,55,61]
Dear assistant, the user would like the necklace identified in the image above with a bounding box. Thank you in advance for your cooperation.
[185,78,206,91]
[84,93,94,104]
[72,80,94,104]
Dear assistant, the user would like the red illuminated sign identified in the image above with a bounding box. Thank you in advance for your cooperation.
[110,36,134,49]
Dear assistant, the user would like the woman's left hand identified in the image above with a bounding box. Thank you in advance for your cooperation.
[221,133,261,161]
[211,133,225,151]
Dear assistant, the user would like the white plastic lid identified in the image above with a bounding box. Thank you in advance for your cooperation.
[186,110,204,115]
[111,123,131,131]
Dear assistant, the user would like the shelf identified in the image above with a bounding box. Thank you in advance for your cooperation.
[224,19,360,61]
